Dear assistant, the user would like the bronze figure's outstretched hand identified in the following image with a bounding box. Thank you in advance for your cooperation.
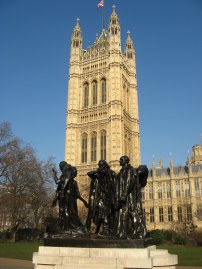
[52,168,56,174]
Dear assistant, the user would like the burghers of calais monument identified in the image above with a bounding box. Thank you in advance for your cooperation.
[33,5,178,269]
[50,157,148,239]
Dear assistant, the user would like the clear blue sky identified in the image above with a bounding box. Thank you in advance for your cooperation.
[0,0,202,168]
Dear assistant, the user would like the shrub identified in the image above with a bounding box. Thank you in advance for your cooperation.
[163,230,174,242]
[16,228,44,242]
[173,233,187,245]
[191,228,202,244]
[0,230,13,242]
[44,216,58,235]
[150,229,166,245]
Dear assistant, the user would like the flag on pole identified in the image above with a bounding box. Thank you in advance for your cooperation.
[97,0,104,9]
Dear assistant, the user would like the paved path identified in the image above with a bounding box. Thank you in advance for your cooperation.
[0,258,33,269]
[0,258,202,269]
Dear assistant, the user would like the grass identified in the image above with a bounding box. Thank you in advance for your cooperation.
[158,244,202,266]
[0,242,40,260]
[0,242,202,265]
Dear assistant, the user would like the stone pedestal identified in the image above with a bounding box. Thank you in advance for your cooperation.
[44,237,153,248]
[33,245,178,269]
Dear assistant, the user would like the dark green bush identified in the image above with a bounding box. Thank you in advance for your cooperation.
[150,229,166,245]
[0,230,13,242]
[16,228,44,242]
[150,229,188,245]
[173,233,187,245]
[191,228,202,244]
[163,230,174,242]
[44,216,58,235]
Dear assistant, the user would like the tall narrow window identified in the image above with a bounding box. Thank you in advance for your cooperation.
[196,204,202,220]
[187,205,192,222]
[101,79,106,103]
[92,81,97,105]
[159,207,164,222]
[100,130,106,160]
[150,207,155,223]
[177,206,183,222]
[168,206,173,222]
[184,182,190,197]
[91,132,97,162]
[158,183,163,199]
[176,181,181,197]
[84,83,89,107]
[126,88,129,112]
[167,182,171,198]
[81,133,88,163]
[195,178,200,197]
[124,133,128,157]
[149,183,153,200]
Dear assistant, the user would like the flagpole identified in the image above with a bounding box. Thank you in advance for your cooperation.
[102,0,105,30]
[97,0,105,31]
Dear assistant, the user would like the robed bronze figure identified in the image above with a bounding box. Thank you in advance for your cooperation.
[115,156,148,239]
[52,161,88,233]
[86,160,116,235]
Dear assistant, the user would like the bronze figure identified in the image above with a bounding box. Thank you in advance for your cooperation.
[115,156,148,239]
[86,160,116,235]
[52,162,88,232]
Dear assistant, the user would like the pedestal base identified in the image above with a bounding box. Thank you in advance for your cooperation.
[44,237,153,248]
[33,244,178,269]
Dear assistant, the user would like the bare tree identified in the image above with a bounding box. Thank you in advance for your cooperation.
[0,122,55,230]
[0,122,18,178]
[78,181,90,223]
[27,158,55,228]
[0,140,35,228]
[171,199,196,235]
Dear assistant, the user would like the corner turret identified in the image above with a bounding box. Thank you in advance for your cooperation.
[108,5,121,51]
[70,18,82,62]
[124,31,136,71]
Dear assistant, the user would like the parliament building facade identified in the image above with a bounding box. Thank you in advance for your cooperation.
[1,7,201,232]
[143,145,202,231]
[64,6,202,231]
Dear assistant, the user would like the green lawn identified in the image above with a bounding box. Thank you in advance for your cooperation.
[158,244,202,266]
[0,242,202,265]
[0,242,40,260]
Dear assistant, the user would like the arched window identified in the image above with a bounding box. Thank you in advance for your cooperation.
[126,88,129,112]
[127,52,133,59]
[101,79,106,104]
[81,133,88,163]
[124,132,129,157]
[100,130,106,160]
[91,132,97,162]
[111,27,117,35]
[74,40,79,47]
[92,81,97,105]
[84,83,89,107]
[112,19,116,25]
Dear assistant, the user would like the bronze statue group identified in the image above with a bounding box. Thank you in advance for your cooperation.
[52,156,148,239]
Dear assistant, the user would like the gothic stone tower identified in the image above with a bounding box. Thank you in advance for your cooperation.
[65,6,140,183]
